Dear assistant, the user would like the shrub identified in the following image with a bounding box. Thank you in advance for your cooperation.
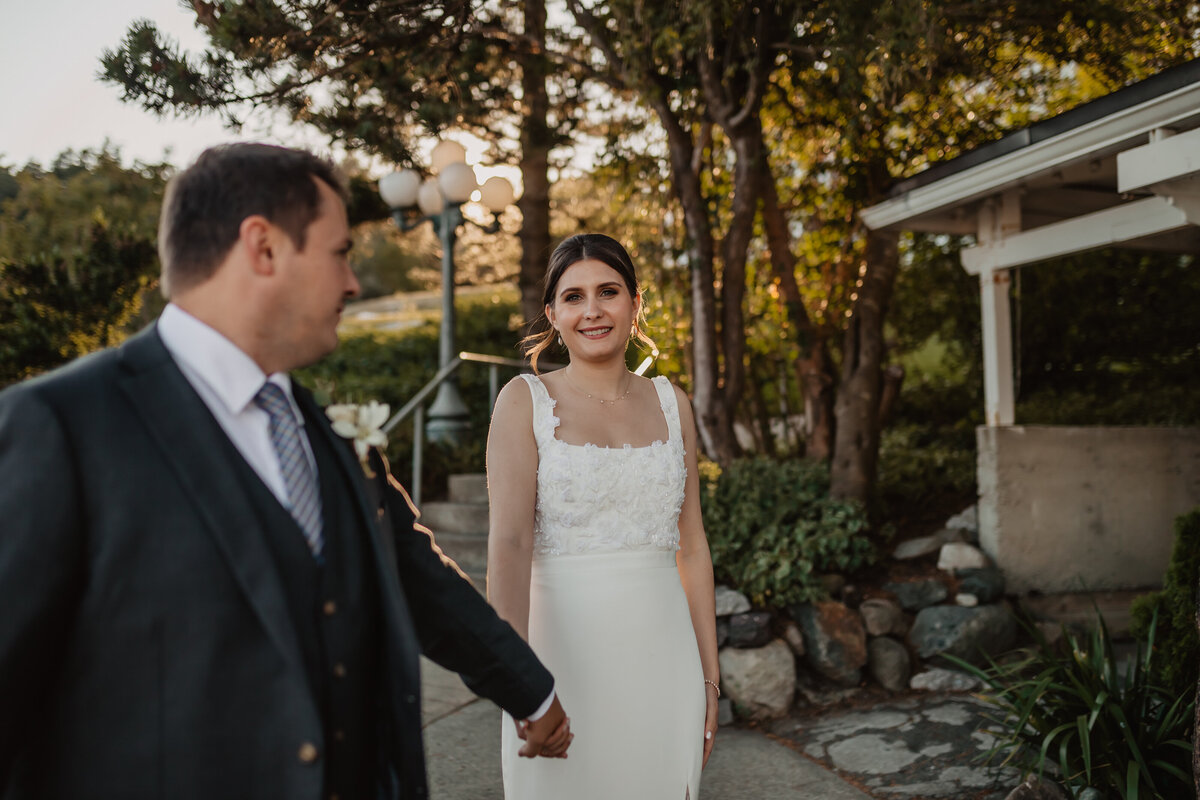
[948,612,1194,799]
[876,422,977,512]
[296,292,521,497]
[1130,506,1200,699]
[701,458,876,609]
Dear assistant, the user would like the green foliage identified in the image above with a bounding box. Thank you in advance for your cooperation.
[0,146,168,267]
[1015,252,1200,402]
[0,147,167,385]
[876,422,977,512]
[948,613,1195,799]
[296,292,523,497]
[1130,507,1200,699]
[701,458,876,608]
[0,225,157,386]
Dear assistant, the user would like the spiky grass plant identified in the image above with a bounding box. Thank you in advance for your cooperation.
[947,611,1194,799]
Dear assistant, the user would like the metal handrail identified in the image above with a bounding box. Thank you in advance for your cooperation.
[383,351,562,505]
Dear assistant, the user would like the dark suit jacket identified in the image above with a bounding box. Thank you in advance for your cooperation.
[0,325,551,800]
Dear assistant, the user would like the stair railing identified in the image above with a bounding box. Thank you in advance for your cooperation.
[381,352,557,506]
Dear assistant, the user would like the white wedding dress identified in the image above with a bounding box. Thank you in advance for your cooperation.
[500,373,706,799]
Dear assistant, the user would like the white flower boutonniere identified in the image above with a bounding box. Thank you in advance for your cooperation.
[326,401,390,476]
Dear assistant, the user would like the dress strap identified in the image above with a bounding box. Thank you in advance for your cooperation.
[651,376,683,447]
[518,373,559,449]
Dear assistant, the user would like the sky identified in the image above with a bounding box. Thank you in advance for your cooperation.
[0,0,549,191]
[0,0,365,170]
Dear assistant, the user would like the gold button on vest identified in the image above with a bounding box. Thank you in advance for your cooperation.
[298,742,319,764]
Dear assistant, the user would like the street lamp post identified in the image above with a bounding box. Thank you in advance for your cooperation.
[379,140,516,443]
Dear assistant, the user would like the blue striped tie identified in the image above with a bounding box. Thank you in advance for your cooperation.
[254,382,324,557]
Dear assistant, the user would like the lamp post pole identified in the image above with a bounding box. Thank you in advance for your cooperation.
[424,203,470,442]
[379,140,516,444]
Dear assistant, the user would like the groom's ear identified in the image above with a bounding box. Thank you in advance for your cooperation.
[240,215,276,276]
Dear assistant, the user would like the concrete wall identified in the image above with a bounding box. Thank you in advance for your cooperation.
[976,426,1200,594]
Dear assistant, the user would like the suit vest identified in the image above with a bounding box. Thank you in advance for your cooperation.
[228,411,383,800]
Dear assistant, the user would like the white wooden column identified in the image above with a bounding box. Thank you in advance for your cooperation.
[979,269,1015,425]
[973,192,1019,426]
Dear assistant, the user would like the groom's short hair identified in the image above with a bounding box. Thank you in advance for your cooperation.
[158,143,347,297]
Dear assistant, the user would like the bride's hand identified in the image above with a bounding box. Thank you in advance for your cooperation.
[702,683,719,767]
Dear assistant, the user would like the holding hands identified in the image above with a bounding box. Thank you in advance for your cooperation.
[516,695,573,758]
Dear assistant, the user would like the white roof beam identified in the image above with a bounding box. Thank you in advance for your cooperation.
[1118,126,1200,193]
[960,195,1200,274]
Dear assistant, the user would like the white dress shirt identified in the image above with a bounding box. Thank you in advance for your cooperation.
[157,303,316,510]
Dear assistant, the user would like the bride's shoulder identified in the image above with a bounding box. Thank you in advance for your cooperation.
[645,375,690,404]
[494,374,537,417]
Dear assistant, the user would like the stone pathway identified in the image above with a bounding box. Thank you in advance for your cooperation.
[765,695,1020,799]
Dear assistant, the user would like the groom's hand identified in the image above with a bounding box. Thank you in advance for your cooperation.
[517,695,572,758]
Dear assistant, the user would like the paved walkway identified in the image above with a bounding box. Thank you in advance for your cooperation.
[420,658,872,800]
[421,658,1019,799]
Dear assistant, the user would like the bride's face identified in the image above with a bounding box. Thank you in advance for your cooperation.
[546,258,640,362]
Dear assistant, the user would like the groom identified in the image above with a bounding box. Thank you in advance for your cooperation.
[0,143,567,799]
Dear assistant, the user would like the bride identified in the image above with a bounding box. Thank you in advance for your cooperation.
[486,233,719,799]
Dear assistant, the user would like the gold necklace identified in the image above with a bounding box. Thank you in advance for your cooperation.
[563,370,634,406]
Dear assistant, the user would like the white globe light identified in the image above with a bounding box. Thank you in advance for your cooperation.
[439,162,477,204]
[379,169,421,208]
[417,178,445,216]
[480,176,516,213]
[430,140,468,172]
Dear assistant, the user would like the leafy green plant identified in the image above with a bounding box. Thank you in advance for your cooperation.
[1130,507,1200,699]
[876,422,977,510]
[948,612,1194,799]
[701,458,876,609]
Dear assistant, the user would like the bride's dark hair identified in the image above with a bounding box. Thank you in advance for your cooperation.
[522,233,655,373]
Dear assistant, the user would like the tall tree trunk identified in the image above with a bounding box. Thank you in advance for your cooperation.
[517,0,551,329]
[705,127,761,464]
[651,98,730,462]
[830,227,900,502]
[758,159,836,460]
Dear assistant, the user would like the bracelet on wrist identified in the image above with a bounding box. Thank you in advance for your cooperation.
[704,678,720,698]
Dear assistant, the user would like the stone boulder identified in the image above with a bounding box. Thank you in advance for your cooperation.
[714,585,751,616]
[781,620,806,657]
[727,611,772,648]
[718,639,796,720]
[892,528,963,560]
[858,597,908,637]
[956,566,1006,604]
[946,505,979,538]
[867,637,911,692]
[909,603,1017,665]
[909,667,982,692]
[1004,776,1069,800]
[883,579,949,611]
[715,617,729,648]
[793,601,867,686]
[716,697,734,727]
[937,542,990,572]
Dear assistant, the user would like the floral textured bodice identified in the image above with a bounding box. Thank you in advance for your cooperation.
[520,373,687,558]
